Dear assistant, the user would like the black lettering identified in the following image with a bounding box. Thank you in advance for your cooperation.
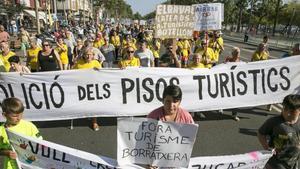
[169,77,179,85]
[52,149,61,161]
[261,69,266,94]
[86,84,95,100]
[207,74,218,98]
[267,68,278,92]
[219,73,230,98]
[136,78,141,103]
[62,152,70,163]
[248,69,260,94]
[142,78,154,102]
[193,75,205,100]
[21,84,30,108]
[7,84,14,97]
[230,72,236,97]
[279,66,290,90]
[41,145,50,157]
[156,78,167,102]
[28,141,39,154]
[50,82,64,108]
[121,78,134,104]
[78,86,86,101]
[29,83,42,109]
[95,84,103,99]
[215,163,224,168]
[42,83,50,109]
[236,71,247,95]
[103,83,111,98]
[0,84,9,98]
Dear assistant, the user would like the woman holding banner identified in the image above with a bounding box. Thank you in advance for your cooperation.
[147,85,194,124]
[73,48,101,131]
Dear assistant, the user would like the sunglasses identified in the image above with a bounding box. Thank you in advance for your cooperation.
[43,44,50,47]
[127,51,134,53]
[167,48,173,50]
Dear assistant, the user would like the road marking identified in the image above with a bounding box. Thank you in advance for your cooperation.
[224,43,277,60]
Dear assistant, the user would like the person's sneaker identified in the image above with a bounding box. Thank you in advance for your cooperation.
[233,116,240,121]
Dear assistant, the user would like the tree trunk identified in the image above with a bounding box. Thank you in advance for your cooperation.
[236,8,242,32]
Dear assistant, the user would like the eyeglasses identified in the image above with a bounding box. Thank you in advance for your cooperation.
[127,51,134,53]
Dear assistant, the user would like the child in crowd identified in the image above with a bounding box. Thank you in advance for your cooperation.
[0,97,42,169]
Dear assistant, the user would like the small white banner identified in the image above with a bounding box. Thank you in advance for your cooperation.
[117,118,198,168]
[155,4,195,39]
[193,3,223,31]
[0,56,299,121]
[188,150,273,169]
[6,129,119,169]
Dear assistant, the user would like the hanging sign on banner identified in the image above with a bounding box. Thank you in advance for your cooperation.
[117,118,198,168]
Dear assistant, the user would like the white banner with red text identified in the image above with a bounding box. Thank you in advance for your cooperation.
[0,56,299,121]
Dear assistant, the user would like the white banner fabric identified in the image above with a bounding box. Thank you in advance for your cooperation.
[6,129,144,169]
[193,3,223,31]
[188,150,273,169]
[117,118,198,168]
[0,56,299,121]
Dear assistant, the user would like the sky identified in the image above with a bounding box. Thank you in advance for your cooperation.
[125,0,167,16]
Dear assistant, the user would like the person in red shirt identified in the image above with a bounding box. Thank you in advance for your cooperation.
[0,25,10,43]
[147,85,194,124]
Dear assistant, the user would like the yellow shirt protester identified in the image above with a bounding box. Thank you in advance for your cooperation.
[73,59,102,69]
[0,51,15,72]
[55,44,68,65]
[188,62,206,68]
[27,47,42,71]
[118,57,140,68]
[111,35,121,48]
[195,47,216,68]
[0,120,42,169]
[177,39,191,58]
[251,51,269,61]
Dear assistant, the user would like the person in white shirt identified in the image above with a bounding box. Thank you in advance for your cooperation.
[134,39,154,67]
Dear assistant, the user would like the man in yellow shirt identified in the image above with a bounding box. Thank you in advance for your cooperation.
[251,43,269,62]
[195,40,216,68]
[0,41,15,72]
[0,97,42,169]
[177,39,191,68]
[110,31,121,60]
[27,39,41,72]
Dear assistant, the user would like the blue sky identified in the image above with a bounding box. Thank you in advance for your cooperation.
[125,0,167,16]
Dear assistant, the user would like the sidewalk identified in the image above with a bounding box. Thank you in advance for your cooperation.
[222,31,298,53]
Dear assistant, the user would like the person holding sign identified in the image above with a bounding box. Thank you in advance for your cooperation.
[258,94,300,169]
[147,85,194,124]
[0,97,42,169]
[73,48,102,131]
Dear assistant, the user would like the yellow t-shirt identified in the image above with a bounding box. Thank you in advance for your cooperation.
[177,40,191,58]
[196,47,216,68]
[0,51,15,72]
[27,47,42,70]
[150,41,161,59]
[251,51,269,61]
[111,35,121,47]
[93,39,105,49]
[0,120,42,169]
[55,44,68,64]
[73,59,101,69]
[188,62,206,68]
[118,57,140,68]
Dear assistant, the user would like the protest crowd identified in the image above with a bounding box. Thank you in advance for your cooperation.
[0,2,299,169]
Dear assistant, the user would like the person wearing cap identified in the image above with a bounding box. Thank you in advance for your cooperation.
[27,39,42,72]
[100,36,115,68]
[159,41,181,68]
[0,41,15,72]
[8,55,30,73]
[135,39,154,67]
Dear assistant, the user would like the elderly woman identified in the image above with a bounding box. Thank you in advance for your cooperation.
[147,85,194,124]
[188,53,205,68]
[73,48,101,131]
[118,46,140,69]
[251,43,269,62]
